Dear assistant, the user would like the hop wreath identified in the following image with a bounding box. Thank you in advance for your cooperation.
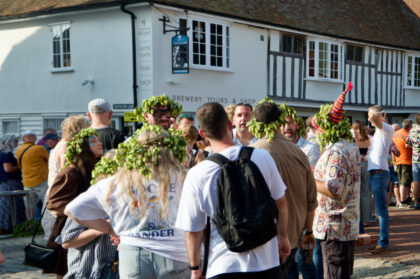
[91,124,187,184]
[63,127,97,169]
[134,94,182,122]
[313,104,353,149]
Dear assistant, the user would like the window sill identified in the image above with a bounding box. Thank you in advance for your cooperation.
[304,78,344,84]
[404,86,420,90]
[51,68,74,73]
[190,64,233,73]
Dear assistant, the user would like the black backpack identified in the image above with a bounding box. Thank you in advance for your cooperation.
[205,147,279,253]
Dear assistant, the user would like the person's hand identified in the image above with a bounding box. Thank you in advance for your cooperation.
[277,236,291,264]
[300,233,315,250]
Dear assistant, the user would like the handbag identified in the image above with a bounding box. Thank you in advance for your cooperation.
[23,203,59,270]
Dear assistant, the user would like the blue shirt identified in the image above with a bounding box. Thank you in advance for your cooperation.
[232,128,258,147]
[0,151,21,182]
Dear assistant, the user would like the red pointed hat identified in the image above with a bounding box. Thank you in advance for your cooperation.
[329,82,353,123]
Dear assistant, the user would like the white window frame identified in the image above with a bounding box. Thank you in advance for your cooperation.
[50,22,73,72]
[306,39,344,82]
[405,53,420,89]
[182,17,231,71]
[2,118,20,137]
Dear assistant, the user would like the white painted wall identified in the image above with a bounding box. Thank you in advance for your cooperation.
[150,8,268,112]
[0,8,135,115]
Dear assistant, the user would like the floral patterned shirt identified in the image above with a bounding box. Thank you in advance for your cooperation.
[406,124,420,163]
[313,139,360,241]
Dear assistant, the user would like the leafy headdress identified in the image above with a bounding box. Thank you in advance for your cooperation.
[311,82,354,148]
[63,128,97,169]
[91,123,187,184]
[247,97,286,142]
[134,94,182,122]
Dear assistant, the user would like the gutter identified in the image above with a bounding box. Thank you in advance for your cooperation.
[120,0,139,108]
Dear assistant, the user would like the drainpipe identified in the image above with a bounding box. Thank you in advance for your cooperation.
[120,0,138,108]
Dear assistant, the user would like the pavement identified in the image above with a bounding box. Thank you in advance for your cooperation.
[0,206,419,278]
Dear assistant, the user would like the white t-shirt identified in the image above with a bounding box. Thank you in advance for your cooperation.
[175,146,287,278]
[66,174,188,263]
[368,122,393,171]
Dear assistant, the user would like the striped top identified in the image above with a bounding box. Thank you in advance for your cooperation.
[56,218,117,279]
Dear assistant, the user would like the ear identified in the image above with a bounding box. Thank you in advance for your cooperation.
[199,129,206,139]
[87,112,93,120]
[108,111,113,120]
[227,120,233,131]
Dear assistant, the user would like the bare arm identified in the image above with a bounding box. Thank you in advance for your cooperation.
[3,163,18,173]
[315,179,339,199]
[61,229,105,249]
[185,231,205,279]
[65,209,118,239]
[276,196,291,264]
[369,111,384,129]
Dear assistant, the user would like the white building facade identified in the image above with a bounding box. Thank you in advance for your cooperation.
[0,1,419,137]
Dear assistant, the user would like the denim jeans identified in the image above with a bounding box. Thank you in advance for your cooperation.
[369,171,390,248]
[313,239,323,279]
[118,245,189,279]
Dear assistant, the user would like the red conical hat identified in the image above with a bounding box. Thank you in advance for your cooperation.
[329,82,353,123]
[311,115,323,132]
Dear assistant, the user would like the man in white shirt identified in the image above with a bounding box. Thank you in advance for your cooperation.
[367,105,393,255]
[176,102,291,279]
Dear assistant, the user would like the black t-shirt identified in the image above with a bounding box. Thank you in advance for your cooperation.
[95,127,125,154]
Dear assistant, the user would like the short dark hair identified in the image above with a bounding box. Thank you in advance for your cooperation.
[196,103,229,140]
[253,102,280,124]
[402,119,413,130]
[234,103,253,113]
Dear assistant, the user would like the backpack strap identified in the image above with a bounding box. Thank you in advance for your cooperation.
[238,146,254,160]
[205,153,230,166]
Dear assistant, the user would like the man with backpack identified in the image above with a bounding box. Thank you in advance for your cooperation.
[176,102,290,279]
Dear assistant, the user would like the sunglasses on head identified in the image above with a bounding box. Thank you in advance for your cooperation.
[181,113,195,120]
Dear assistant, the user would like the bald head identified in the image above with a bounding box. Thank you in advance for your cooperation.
[392,123,400,132]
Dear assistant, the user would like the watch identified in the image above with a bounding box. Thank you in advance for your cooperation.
[188,265,200,270]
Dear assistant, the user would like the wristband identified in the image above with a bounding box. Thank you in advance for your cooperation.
[188,265,200,270]
[305,231,313,235]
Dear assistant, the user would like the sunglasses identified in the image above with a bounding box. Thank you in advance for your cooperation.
[181,113,195,120]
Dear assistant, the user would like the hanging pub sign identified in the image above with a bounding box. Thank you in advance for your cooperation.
[172,34,189,74]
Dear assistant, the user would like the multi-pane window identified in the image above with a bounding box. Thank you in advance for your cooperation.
[346,45,364,63]
[406,55,420,88]
[281,35,304,54]
[51,23,71,69]
[307,40,343,80]
[43,118,64,134]
[2,120,19,136]
[182,18,230,70]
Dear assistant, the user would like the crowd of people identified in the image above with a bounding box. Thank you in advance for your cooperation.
[0,89,419,279]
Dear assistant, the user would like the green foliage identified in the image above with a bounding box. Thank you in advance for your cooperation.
[63,128,97,169]
[134,94,183,122]
[314,104,353,149]
[280,103,306,138]
[12,220,43,238]
[91,124,187,184]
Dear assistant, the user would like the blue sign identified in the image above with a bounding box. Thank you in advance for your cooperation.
[172,35,189,74]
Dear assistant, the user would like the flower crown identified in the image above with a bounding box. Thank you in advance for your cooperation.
[134,94,182,122]
[91,124,187,184]
[63,128,97,168]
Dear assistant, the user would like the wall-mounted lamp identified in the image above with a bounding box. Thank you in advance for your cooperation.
[81,79,95,86]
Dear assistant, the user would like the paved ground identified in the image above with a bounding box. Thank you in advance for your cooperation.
[0,206,419,278]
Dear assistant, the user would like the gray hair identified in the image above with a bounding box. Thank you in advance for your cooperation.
[0,135,17,153]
